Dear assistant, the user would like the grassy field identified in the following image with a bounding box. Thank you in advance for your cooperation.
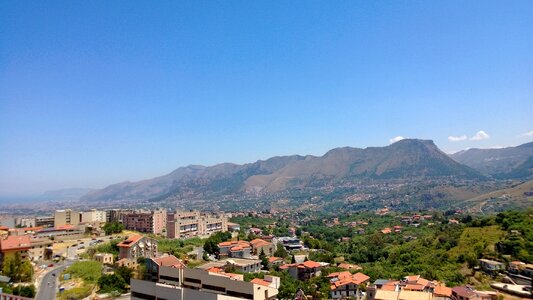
[448,225,504,260]
[58,261,102,300]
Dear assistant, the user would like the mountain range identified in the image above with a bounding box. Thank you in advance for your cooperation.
[450,142,533,179]
[81,139,493,203]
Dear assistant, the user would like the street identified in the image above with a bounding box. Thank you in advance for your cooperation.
[35,260,73,300]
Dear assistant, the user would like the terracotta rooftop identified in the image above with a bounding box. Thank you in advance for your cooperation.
[14,226,44,232]
[218,240,250,249]
[381,228,392,234]
[404,284,425,291]
[330,272,370,290]
[434,285,452,297]
[250,278,271,287]
[268,256,283,263]
[250,238,272,247]
[0,235,32,251]
[282,260,322,269]
[152,255,184,268]
[117,234,144,248]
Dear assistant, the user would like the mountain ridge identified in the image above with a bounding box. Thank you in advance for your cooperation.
[450,142,533,177]
[81,139,483,203]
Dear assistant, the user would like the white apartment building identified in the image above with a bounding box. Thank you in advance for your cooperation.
[167,210,228,238]
[81,209,107,223]
[54,209,81,227]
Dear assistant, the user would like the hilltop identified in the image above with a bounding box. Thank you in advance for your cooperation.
[81,139,483,204]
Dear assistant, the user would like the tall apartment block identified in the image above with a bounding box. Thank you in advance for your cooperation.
[81,209,107,223]
[167,210,228,238]
[54,209,81,227]
[122,209,167,235]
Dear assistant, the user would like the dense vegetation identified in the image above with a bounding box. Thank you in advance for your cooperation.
[1,252,33,283]
[102,222,124,235]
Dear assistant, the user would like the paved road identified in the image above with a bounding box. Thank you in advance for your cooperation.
[35,261,73,300]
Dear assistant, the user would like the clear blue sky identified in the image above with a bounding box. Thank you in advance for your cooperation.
[1,1,532,196]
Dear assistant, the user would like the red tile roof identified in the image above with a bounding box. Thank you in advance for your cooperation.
[152,255,184,268]
[268,257,283,263]
[250,239,272,248]
[0,235,32,251]
[404,284,424,291]
[117,234,144,248]
[330,272,370,290]
[434,285,452,297]
[251,278,271,287]
[302,260,321,268]
[281,260,322,270]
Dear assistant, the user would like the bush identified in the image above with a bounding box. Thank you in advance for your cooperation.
[98,274,127,294]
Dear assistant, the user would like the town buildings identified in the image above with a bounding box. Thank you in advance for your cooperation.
[451,286,492,300]
[94,253,114,265]
[250,239,275,256]
[0,235,31,267]
[198,258,263,273]
[328,271,370,299]
[166,210,228,238]
[478,259,505,275]
[117,234,158,260]
[81,209,107,223]
[122,209,167,235]
[280,260,324,281]
[131,265,279,300]
[54,209,81,227]
[218,241,252,259]
[367,275,453,300]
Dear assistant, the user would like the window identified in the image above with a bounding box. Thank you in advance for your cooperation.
[131,291,156,300]
[184,277,201,284]
[202,284,226,293]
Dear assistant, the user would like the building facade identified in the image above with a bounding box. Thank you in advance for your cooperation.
[131,266,278,300]
[81,209,107,223]
[117,234,158,260]
[54,209,81,227]
[166,210,228,238]
[122,209,166,235]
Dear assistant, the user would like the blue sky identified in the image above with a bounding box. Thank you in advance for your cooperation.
[1,1,532,196]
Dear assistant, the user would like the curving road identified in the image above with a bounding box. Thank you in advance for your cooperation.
[35,260,73,300]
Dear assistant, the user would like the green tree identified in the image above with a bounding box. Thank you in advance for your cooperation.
[273,243,288,258]
[98,273,127,294]
[115,266,134,284]
[103,222,125,235]
[259,249,268,270]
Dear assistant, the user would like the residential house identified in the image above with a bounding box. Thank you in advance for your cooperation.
[280,260,323,281]
[328,271,370,299]
[117,234,158,260]
[0,235,31,267]
[146,254,185,281]
[478,259,505,275]
[95,253,114,265]
[268,257,284,266]
[198,258,262,273]
[218,240,252,259]
[250,239,275,256]
[451,286,492,300]
[28,237,53,262]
